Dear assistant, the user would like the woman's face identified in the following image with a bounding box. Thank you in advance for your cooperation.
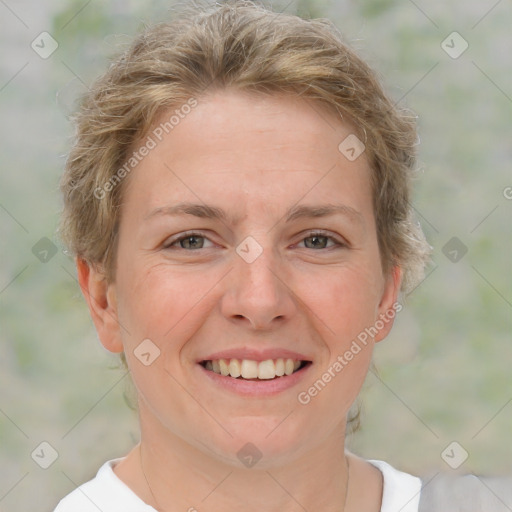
[101,90,400,467]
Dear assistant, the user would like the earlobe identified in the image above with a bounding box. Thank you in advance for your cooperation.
[76,257,124,353]
[374,265,402,343]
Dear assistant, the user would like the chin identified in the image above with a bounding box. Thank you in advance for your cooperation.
[198,416,311,469]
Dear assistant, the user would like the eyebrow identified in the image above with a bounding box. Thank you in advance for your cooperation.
[144,202,364,226]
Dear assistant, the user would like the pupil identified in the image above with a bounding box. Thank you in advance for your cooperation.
[307,235,326,249]
[183,236,202,249]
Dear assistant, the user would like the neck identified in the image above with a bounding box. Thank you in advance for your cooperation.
[119,418,352,512]
[139,438,349,512]
[114,401,382,512]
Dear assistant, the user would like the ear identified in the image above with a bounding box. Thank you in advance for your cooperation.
[374,265,402,343]
[76,257,124,353]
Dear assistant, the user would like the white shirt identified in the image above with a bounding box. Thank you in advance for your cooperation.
[54,457,421,512]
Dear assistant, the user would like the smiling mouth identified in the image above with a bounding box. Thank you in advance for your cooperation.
[200,358,311,380]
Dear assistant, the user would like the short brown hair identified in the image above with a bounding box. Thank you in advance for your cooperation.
[59,0,431,293]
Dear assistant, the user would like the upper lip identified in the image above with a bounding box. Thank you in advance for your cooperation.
[197,348,313,363]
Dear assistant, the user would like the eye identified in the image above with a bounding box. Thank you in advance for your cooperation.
[163,230,346,251]
[299,231,345,250]
[163,232,215,250]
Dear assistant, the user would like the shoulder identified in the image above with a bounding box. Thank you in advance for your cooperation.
[368,459,422,512]
[417,471,512,512]
[53,459,155,512]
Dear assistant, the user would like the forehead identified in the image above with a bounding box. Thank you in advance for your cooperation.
[156,90,357,160]
[122,89,373,221]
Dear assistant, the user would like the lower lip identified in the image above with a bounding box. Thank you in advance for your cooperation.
[196,363,312,397]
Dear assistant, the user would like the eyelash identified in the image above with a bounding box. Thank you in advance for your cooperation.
[163,231,346,251]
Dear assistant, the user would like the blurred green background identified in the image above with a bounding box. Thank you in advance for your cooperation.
[0,0,511,509]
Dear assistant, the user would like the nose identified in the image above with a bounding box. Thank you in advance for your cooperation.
[220,241,297,331]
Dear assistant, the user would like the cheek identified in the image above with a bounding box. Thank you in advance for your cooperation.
[115,261,219,348]
[297,264,382,402]
[297,264,383,340]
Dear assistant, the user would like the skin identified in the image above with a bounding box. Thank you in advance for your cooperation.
[77,89,402,511]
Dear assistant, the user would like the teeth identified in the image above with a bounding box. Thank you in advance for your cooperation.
[229,359,241,378]
[204,358,305,379]
[275,358,285,376]
[219,359,229,376]
[258,359,276,380]
[241,359,258,379]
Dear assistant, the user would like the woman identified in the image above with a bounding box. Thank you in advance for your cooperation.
[55,1,431,510]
